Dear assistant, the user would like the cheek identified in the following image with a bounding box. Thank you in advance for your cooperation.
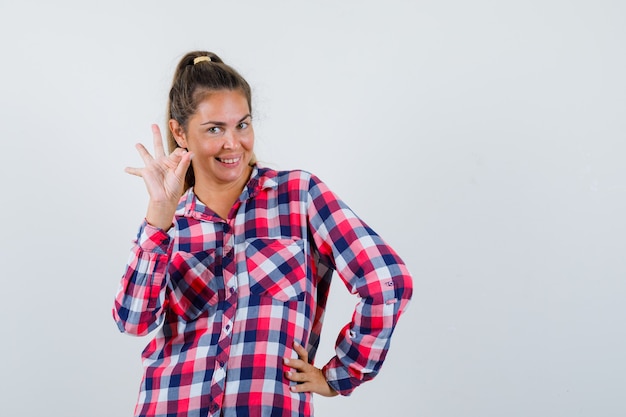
[195,140,222,155]
[245,138,255,150]
[242,131,255,149]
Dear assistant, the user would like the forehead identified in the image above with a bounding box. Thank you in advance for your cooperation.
[193,89,250,118]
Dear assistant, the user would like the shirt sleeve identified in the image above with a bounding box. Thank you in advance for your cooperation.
[112,220,174,336]
[306,174,413,396]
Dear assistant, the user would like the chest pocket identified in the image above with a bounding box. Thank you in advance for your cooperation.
[245,238,306,302]
[168,250,221,321]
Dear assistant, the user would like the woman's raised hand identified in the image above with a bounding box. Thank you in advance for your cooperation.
[125,124,193,230]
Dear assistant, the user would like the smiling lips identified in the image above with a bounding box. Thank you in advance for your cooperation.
[216,156,241,164]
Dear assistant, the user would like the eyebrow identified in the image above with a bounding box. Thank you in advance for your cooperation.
[200,114,252,126]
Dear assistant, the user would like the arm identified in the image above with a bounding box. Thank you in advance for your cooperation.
[112,222,173,336]
[113,124,191,335]
[307,174,413,395]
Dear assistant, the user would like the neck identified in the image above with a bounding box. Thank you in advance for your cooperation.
[193,167,252,219]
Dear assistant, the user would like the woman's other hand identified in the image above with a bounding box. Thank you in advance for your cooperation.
[284,342,338,398]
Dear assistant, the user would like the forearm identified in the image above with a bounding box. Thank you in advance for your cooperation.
[323,272,412,395]
[112,222,173,336]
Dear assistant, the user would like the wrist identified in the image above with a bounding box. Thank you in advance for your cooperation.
[146,201,177,230]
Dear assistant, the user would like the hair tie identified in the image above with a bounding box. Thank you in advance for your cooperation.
[193,56,211,65]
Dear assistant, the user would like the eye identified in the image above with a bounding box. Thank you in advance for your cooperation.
[237,121,249,130]
[207,126,222,135]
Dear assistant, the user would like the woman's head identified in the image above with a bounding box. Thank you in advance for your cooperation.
[167,51,255,189]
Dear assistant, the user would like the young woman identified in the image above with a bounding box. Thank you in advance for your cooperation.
[113,51,413,417]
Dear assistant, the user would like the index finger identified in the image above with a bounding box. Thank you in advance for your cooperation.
[151,124,167,158]
[293,341,309,362]
[283,357,307,371]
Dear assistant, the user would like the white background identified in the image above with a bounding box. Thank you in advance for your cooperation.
[1,1,625,416]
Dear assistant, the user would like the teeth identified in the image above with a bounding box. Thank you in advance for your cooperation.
[218,157,240,164]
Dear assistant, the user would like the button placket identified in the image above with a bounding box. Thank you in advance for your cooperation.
[222,229,237,294]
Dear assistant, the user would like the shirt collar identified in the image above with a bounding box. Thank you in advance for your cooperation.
[176,165,279,221]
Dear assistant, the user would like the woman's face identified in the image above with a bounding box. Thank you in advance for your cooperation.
[171,89,254,189]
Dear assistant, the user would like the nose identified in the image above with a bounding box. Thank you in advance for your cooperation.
[223,130,237,149]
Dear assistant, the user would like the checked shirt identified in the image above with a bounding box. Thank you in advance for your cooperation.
[113,166,413,417]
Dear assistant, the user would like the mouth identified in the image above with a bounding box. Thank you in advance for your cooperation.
[215,156,241,164]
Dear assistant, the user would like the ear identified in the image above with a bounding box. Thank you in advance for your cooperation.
[169,119,188,148]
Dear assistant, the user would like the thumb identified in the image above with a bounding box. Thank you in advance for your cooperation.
[174,151,193,179]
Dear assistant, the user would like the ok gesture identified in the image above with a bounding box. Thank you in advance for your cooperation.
[125,124,193,230]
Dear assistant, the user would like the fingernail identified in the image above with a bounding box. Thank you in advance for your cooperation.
[285,371,292,377]
[293,341,301,347]
[283,358,289,365]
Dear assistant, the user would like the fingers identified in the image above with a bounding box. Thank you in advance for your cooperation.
[174,150,193,179]
[289,380,316,393]
[283,359,313,385]
[283,341,338,397]
[124,166,143,177]
[152,124,167,158]
[283,361,338,397]
[283,341,309,378]
[292,341,308,362]
[283,342,308,374]
[133,125,167,165]
[127,125,184,177]
[285,359,310,373]
[135,142,155,166]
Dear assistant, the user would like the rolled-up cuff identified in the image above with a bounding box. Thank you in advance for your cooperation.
[135,220,173,254]
[322,356,366,396]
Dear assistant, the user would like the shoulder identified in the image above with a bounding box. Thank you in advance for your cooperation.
[256,166,323,190]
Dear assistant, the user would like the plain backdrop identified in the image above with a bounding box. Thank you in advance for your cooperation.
[1,1,625,416]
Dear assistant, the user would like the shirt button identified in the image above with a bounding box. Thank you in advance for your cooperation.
[229,287,235,294]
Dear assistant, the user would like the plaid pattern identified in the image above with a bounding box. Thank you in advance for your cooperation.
[113,166,412,417]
